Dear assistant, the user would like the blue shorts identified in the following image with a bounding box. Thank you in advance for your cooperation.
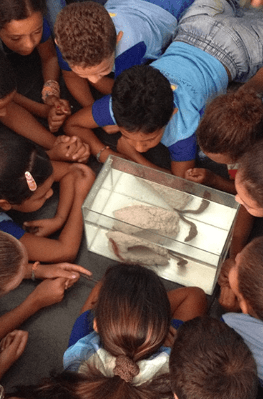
[174,0,263,82]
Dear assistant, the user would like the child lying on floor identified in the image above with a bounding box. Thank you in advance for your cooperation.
[0,128,95,263]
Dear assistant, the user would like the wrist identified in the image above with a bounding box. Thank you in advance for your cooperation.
[54,213,67,227]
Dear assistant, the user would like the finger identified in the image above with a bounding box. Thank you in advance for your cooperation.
[60,263,92,277]
[13,331,28,357]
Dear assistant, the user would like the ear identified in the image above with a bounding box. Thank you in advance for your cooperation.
[93,317,98,333]
[239,295,250,315]
[116,31,123,44]
[0,199,12,211]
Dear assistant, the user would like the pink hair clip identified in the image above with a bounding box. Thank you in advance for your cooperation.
[25,171,37,191]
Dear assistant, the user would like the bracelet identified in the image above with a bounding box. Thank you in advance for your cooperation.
[31,261,40,281]
[42,80,60,104]
[96,146,110,162]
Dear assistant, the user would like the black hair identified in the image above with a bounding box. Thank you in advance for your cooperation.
[170,316,258,399]
[0,127,53,205]
[0,0,46,30]
[112,65,174,133]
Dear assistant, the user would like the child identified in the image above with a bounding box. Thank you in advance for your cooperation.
[185,87,263,194]
[169,316,259,399]
[63,263,207,398]
[64,0,263,176]
[0,128,95,263]
[0,0,69,115]
[218,140,263,310]
[0,230,91,380]
[221,237,263,386]
[0,231,92,341]
[55,0,195,162]
[0,48,90,163]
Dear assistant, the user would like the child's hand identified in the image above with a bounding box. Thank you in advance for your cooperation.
[71,164,96,201]
[218,258,236,288]
[31,278,72,309]
[51,135,91,163]
[35,263,92,285]
[23,216,64,237]
[0,330,28,378]
[185,168,216,186]
[47,98,71,132]
[219,286,240,312]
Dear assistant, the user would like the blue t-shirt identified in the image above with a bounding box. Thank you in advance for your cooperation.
[222,313,263,383]
[56,0,186,74]
[92,42,228,162]
[0,212,25,240]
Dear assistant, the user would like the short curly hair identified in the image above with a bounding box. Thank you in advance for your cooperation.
[112,65,174,133]
[197,87,263,162]
[54,2,117,68]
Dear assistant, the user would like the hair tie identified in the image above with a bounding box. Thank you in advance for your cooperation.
[113,355,139,383]
[25,171,37,191]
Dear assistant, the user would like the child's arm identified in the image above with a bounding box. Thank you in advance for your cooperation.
[23,162,76,237]
[167,287,207,322]
[62,70,95,108]
[229,205,254,259]
[185,168,236,194]
[0,277,71,341]
[2,101,57,150]
[164,287,207,347]
[117,135,172,173]
[80,280,104,314]
[37,37,60,85]
[20,164,95,263]
[64,108,123,161]
[14,92,70,133]
[24,262,92,285]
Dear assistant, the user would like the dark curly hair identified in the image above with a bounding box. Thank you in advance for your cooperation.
[54,2,116,68]
[197,87,263,162]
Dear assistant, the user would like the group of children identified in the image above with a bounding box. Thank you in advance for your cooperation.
[0,0,263,397]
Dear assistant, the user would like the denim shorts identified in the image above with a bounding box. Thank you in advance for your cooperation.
[174,0,263,82]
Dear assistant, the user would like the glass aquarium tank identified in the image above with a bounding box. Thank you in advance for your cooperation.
[82,156,239,295]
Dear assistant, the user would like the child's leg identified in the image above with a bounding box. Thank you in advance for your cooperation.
[167,287,207,321]
[174,0,263,83]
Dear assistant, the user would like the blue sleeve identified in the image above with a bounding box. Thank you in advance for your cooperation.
[171,318,184,329]
[114,42,147,78]
[92,95,116,126]
[168,133,197,162]
[68,310,94,348]
[55,44,72,71]
[0,220,25,240]
[41,18,52,43]
[143,0,195,19]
